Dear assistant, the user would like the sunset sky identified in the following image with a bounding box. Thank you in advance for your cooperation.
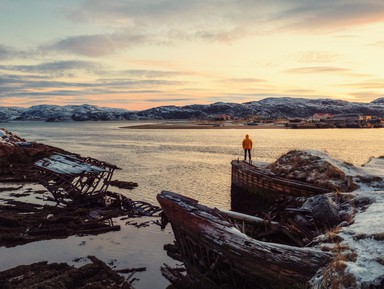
[1,0,384,110]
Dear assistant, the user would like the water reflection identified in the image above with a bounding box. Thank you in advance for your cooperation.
[3,122,384,209]
[0,216,178,289]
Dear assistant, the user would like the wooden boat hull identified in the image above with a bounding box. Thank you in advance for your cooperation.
[231,160,331,213]
[157,191,332,289]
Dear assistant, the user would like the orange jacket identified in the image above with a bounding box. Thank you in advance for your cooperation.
[242,135,252,149]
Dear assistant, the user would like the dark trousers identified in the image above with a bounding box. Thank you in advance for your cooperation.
[244,149,251,161]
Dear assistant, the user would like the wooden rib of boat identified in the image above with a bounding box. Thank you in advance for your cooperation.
[157,191,332,289]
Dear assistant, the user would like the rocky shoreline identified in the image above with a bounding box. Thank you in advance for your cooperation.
[0,128,70,182]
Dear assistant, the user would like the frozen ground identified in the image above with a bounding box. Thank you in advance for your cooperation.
[292,151,384,288]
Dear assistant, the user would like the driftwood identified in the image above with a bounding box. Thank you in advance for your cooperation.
[116,267,146,274]
[158,191,333,289]
[163,243,183,262]
[0,200,123,247]
[0,256,134,289]
[0,189,163,247]
[108,180,138,190]
[160,263,220,289]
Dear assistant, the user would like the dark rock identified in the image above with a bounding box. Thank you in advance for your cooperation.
[302,195,340,227]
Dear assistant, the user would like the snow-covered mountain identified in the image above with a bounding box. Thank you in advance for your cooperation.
[0,104,129,122]
[1,97,384,122]
[117,98,384,120]
[0,107,26,121]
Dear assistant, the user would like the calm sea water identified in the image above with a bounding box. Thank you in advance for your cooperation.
[1,121,384,288]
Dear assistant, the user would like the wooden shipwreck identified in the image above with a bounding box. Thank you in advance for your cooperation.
[231,160,331,214]
[157,152,359,289]
[231,160,330,197]
[33,152,161,216]
[34,153,119,202]
[158,191,333,289]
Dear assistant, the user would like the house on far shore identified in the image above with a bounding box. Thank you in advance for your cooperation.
[310,113,334,122]
[325,113,364,128]
[289,113,382,128]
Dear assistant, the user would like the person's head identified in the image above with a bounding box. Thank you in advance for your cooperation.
[245,134,249,138]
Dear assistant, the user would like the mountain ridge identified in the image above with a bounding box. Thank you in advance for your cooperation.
[1,97,384,122]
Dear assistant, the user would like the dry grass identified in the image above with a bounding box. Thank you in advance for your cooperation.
[325,228,343,242]
[322,243,359,289]
[373,233,384,241]
[267,150,359,192]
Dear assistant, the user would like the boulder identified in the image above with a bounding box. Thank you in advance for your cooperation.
[302,195,340,227]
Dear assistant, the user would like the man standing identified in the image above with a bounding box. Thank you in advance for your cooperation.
[242,134,253,163]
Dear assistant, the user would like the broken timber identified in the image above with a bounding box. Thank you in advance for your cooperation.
[0,256,135,289]
[34,153,120,201]
[157,191,332,289]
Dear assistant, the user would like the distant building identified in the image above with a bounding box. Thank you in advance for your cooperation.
[214,114,231,121]
[311,113,334,121]
[326,113,363,128]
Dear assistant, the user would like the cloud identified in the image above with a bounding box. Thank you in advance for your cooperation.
[276,0,384,32]
[65,0,242,25]
[0,67,188,104]
[338,79,384,89]
[97,77,187,87]
[296,51,341,63]
[44,32,149,57]
[221,78,267,84]
[285,66,350,74]
[285,89,316,94]
[0,45,13,60]
[373,41,384,46]
[0,45,23,60]
[61,1,272,48]
[0,74,94,93]
[0,60,104,77]
[5,0,384,61]
[120,69,186,78]
[41,0,384,58]
[65,1,384,37]
[145,97,195,103]
[350,91,384,102]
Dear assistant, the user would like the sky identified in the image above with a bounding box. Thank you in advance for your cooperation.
[1,0,384,110]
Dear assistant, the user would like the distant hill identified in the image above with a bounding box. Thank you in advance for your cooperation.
[1,97,384,122]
